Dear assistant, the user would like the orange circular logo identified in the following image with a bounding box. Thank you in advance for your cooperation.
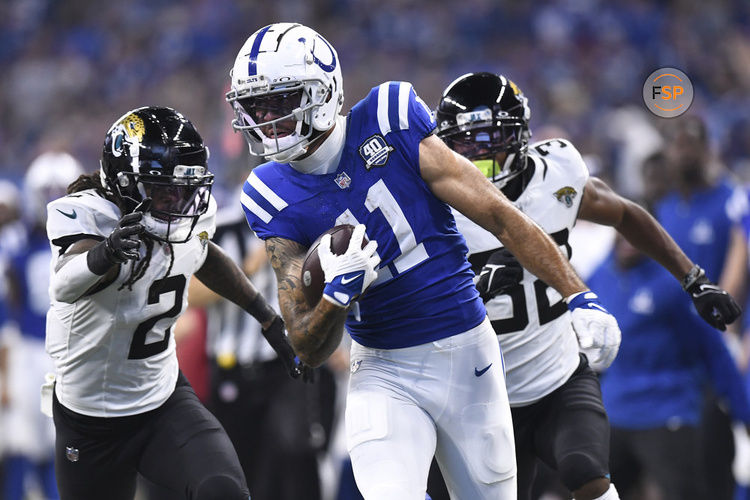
[642,68,693,118]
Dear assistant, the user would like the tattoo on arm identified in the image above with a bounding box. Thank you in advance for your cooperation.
[266,237,347,367]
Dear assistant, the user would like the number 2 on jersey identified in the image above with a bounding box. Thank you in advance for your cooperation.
[128,275,186,360]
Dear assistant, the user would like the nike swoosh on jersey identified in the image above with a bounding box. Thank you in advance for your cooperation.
[56,208,77,219]
[474,363,492,377]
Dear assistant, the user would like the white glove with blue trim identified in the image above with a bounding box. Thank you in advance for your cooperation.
[319,224,380,308]
[566,291,621,371]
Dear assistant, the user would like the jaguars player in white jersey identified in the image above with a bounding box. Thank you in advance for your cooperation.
[436,72,742,500]
[227,23,621,500]
[46,106,307,500]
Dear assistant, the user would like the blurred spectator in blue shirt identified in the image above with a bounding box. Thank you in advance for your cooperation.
[590,234,750,500]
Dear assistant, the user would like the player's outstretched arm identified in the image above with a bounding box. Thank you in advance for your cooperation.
[264,237,349,368]
[194,241,309,379]
[579,177,741,330]
[419,134,586,299]
[50,210,145,303]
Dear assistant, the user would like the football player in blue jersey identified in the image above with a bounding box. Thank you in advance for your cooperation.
[1,152,82,500]
[591,235,750,500]
[227,23,621,500]
[434,72,742,500]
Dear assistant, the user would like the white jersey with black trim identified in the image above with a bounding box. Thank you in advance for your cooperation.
[45,189,216,417]
[453,138,589,406]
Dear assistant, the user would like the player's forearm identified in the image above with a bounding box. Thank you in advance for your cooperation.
[265,236,346,366]
[195,242,276,327]
[616,201,693,280]
[494,205,586,298]
[278,283,347,367]
[51,241,117,303]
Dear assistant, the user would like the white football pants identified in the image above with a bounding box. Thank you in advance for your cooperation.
[345,317,517,499]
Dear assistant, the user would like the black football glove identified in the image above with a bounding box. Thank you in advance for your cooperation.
[682,265,742,331]
[475,248,525,302]
[87,201,149,275]
[261,316,315,383]
[105,211,146,263]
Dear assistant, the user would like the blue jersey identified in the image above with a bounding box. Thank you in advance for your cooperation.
[655,179,747,281]
[241,82,485,349]
[8,230,51,341]
[590,254,750,429]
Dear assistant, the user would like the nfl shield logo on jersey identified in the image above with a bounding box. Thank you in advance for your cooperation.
[335,172,351,189]
[553,186,578,208]
[359,134,395,169]
[66,446,80,462]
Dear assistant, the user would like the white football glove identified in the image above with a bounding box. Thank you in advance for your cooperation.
[566,291,622,371]
[733,423,750,486]
[319,224,380,308]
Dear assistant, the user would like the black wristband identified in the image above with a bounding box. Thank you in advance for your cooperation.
[250,293,277,325]
[86,240,119,275]
[681,264,705,291]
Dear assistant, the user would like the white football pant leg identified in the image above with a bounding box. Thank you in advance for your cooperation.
[346,318,517,500]
[4,335,56,460]
[432,318,517,499]
[346,385,436,500]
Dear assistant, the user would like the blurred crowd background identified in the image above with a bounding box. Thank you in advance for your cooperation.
[1,0,750,197]
[2,0,750,499]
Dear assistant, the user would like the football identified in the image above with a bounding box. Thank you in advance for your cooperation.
[301,224,368,307]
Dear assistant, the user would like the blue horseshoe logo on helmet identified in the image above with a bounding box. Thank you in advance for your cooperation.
[298,36,337,73]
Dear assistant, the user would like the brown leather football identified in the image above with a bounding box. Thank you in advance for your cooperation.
[301,224,368,307]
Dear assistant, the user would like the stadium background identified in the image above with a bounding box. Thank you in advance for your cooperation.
[2,0,750,199]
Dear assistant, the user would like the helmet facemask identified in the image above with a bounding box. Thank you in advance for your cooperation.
[228,78,330,163]
[113,165,214,244]
[440,109,529,189]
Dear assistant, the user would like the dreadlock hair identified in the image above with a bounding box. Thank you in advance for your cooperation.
[67,171,124,212]
[67,171,175,290]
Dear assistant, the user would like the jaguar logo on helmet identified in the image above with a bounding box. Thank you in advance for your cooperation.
[509,79,522,96]
[119,114,146,139]
[553,186,578,208]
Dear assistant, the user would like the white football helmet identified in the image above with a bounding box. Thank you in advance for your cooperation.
[24,151,84,226]
[227,23,344,163]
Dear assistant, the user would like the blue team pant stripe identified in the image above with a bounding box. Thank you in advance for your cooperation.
[248,25,271,76]
[388,82,401,132]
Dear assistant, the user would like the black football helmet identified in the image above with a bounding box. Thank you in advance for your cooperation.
[100,106,214,243]
[436,72,531,189]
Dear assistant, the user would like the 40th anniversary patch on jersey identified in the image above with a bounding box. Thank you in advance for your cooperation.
[553,186,578,208]
[359,134,395,169]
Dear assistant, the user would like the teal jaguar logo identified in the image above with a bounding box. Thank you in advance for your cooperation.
[553,187,577,208]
